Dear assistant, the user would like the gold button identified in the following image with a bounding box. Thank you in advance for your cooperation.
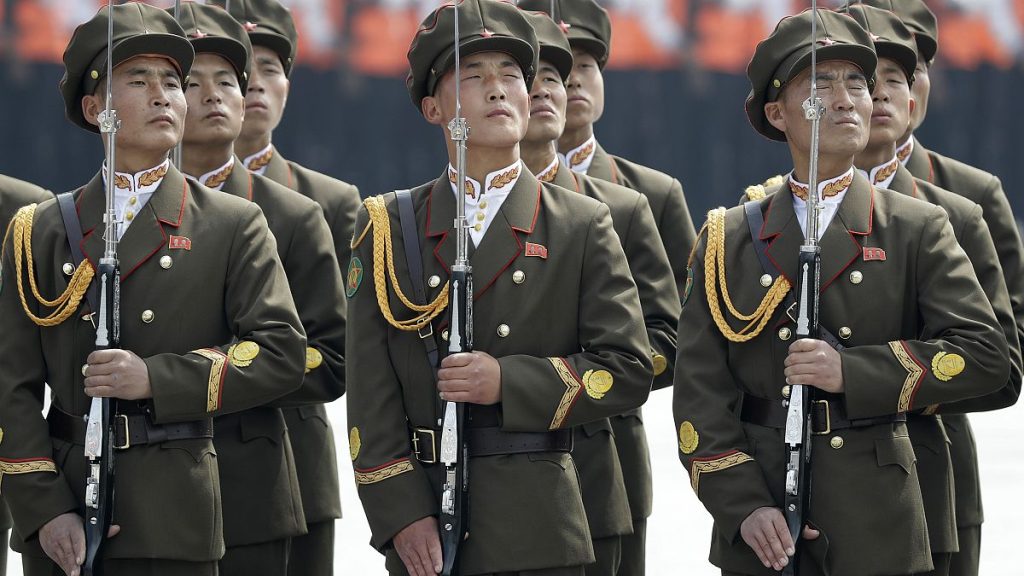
[778,327,792,341]
[441,329,449,341]
[781,385,791,398]
[473,223,482,232]
[479,201,488,209]
[512,270,525,284]
[91,70,99,80]
[773,79,782,88]
[125,209,134,222]
[62,262,75,276]
[839,327,852,340]
[850,270,863,285]
[497,324,510,338]
[82,364,89,377]
[760,274,772,288]
[428,275,441,288]
[830,436,844,449]
[476,212,486,221]
[128,196,137,206]
[141,310,155,323]
[159,255,173,269]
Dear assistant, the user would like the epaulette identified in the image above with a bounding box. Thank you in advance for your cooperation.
[743,174,785,202]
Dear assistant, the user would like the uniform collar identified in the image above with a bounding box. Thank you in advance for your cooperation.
[857,155,900,189]
[559,135,597,174]
[447,160,522,205]
[787,168,855,202]
[536,156,560,183]
[189,157,236,191]
[103,159,170,196]
[896,137,914,165]
[243,142,275,174]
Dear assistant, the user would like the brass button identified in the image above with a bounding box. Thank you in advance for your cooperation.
[125,209,135,222]
[82,364,89,377]
[512,270,526,284]
[441,329,449,341]
[839,326,852,340]
[778,327,792,341]
[479,200,488,209]
[497,324,510,338]
[128,196,137,206]
[781,385,791,399]
[760,274,772,287]
[159,255,173,269]
[830,436,844,449]
[62,262,75,276]
[473,223,482,232]
[141,310,155,324]
[428,275,441,288]
[476,212,486,222]
[91,70,100,80]
[773,78,782,88]
[850,270,863,285]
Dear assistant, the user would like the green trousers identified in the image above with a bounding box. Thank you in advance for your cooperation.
[219,538,290,576]
[287,520,334,576]
[23,555,216,576]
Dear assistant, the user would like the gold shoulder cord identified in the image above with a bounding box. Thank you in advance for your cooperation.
[359,195,449,331]
[703,208,790,342]
[744,175,785,202]
[2,204,94,327]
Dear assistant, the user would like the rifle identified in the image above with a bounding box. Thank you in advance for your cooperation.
[438,2,472,574]
[83,2,121,574]
[782,2,826,574]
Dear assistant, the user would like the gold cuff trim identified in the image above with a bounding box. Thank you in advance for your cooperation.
[548,358,582,430]
[193,348,228,413]
[689,451,752,493]
[0,457,57,476]
[889,341,925,412]
[354,458,413,485]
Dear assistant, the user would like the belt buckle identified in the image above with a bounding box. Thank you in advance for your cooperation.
[113,414,131,450]
[811,400,831,435]
[418,325,434,340]
[412,428,437,464]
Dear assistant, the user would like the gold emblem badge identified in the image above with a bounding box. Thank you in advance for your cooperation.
[678,421,699,454]
[652,354,668,376]
[228,341,260,367]
[582,369,614,400]
[932,352,965,382]
[305,347,323,373]
[349,427,361,461]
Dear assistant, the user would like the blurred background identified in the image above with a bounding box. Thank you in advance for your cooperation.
[3,0,1024,574]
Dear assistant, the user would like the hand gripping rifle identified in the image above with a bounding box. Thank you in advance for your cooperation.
[83,2,121,574]
[439,2,472,574]
[782,2,826,574]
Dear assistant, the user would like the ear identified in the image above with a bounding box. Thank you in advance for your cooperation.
[907,95,916,117]
[765,101,786,134]
[81,93,103,129]
[421,95,445,127]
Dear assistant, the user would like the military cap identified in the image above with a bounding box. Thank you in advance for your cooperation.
[406,0,538,108]
[840,4,917,85]
[521,10,573,81]
[170,3,252,93]
[60,3,194,133]
[858,0,937,63]
[518,0,611,69]
[209,0,298,77]
[745,9,877,142]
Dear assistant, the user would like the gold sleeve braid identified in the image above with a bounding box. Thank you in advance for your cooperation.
[704,208,790,342]
[362,196,449,331]
[3,204,94,327]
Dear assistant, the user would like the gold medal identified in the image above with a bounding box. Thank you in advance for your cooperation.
[932,352,965,382]
[583,369,614,400]
[305,347,323,373]
[349,427,361,461]
[678,421,699,454]
[229,341,260,367]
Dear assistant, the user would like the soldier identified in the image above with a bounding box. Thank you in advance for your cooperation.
[0,4,306,576]
[169,4,348,575]
[0,174,52,576]
[674,9,1010,576]
[516,3,693,570]
[211,2,361,570]
[346,1,653,575]
[859,2,1024,574]
[518,10,680,575]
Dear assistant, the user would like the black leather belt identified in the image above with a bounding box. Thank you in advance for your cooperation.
[48,407,213,450]
[411,426,574,464]
[741,393,906,435]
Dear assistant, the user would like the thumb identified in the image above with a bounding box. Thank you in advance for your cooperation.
[802,524,821,540]
[107,524,121,538]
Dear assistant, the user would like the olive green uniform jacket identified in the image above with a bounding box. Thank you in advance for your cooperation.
[209,162,346,546]
[905,137,1024,533]
[0,175,52,541]
[549,161,678,538]
[674,173,1009,576]
[346,169,653,574]
[585,142,694,528]
[0,166,306,562]
[260,146,360,524]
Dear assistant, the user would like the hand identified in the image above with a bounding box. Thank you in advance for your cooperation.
[739,507,819,571]
[39,513,120,576]
[393,516,442,576]
[84,349,152,400]
[437,351,501,404]
[784,339,844,393]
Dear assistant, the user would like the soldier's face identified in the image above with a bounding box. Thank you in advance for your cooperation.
[423,51,530,150]
[524,60,567,145]
[908,54,931,134]
[767,60,872,159]
[183,53,245,148]
[868,57,914,150]
[83,57,186,156]
[564,49,605,131]
[241,45,290,140]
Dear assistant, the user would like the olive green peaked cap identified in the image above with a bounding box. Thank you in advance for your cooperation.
[858,0,938,62]
[840,4,918,85]
[209,0,298,76]
[521,10,573,81]
[518,0,611,69]
[170,2,253,93]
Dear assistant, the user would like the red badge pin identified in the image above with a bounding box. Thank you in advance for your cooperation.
[525,243,548,259]
[863,247,886,261]
[169,236,192,251]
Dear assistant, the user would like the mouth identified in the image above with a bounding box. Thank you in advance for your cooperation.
[245,102,268,112]
[871,111,893,122]
[567,95,589,105]
[488,108,513,118]
[205,111,228,120]
[834,116,860,127]
[531,104,556,117]
[151,114,174,126]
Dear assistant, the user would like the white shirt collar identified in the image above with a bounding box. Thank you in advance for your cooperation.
[896,137,914,166]
[857,155,900,190]
[447,159,522,206]
[101,159,169,239]
[536,156,560,183]
[558,135,597,174]
[190,157,236,191]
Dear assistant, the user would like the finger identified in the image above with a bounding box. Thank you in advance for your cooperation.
[72,523,86,564]
[411,541,435,576]
[439,353,473,369]
[436,367,473,383]
[771,513,796,556]
[426,532,444,574]
[437,391,476,403]
[397,549,423,576]
[84,374,117,389]
[803,524,821,540]
[748,530,773,568]
[107,524,121,538]
[788,338,820,353]
[762,525,790,569]
[84,385,116,398]
[436,378,472,393]
[86,349,118,365]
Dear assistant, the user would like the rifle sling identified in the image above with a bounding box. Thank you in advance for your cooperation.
[57,190,99,315]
